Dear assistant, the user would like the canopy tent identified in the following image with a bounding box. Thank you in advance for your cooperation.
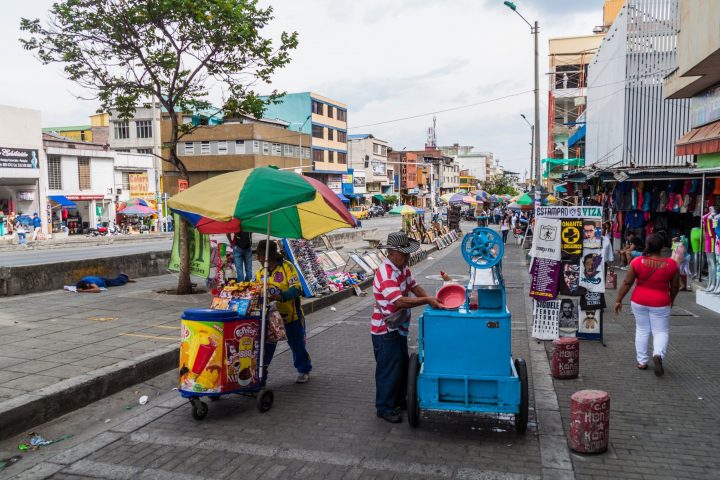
[542,158,585,179]
[48,195,77,208]
[373,194,385,202]
[336,193,350,203]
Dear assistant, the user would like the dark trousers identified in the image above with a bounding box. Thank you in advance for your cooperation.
[372,331,408,415]
[262,317,312,379]
[103,274,129,287]
[502,229,509,243]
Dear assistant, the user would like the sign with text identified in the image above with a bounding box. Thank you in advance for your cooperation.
[560,219,583,262]
[178,179,188,192]
[535,206,602,219]
[529,257,561,301]
[530,217,562,261]
[168,213,211,278]
[129,173,149,196]
[0,147,39,169]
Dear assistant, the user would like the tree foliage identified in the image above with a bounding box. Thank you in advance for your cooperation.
[20,0,298,178]
[483,174,519,196]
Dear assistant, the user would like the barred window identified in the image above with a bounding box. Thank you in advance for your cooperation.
[272,143,282,156]
[218,141,228,154]
[114,121,129,139]
[200,141,210,155]
[48,155,62,190]
[78,157,91,190]
[136,148,152,154]
[183,142,194,155]
[135,120,153,139]
[253,141,260,153]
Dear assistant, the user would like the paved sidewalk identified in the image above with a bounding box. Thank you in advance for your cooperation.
[1,235,556,480]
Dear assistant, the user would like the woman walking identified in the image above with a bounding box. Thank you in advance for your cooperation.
[614,234,679,376]
[500,215,510,243]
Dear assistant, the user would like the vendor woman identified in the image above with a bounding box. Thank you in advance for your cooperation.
[256,240,312,384]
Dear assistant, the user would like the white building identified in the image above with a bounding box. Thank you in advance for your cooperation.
[439,144,491,184]
[0,105,47,233]
[347,134,391,198]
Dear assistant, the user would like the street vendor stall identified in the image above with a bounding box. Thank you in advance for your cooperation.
[168,166,356,420]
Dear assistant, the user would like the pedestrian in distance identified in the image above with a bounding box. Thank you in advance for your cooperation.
[371,232,447,423]
[31,212,42,241]
[0,210,4,238]
[226,230,253,282]
[76,273,136,293]
[500,215,510,243]
[614,234,679,376]
[15,221,27,247]
[255,239,312,384]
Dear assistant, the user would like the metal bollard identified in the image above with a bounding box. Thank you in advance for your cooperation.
[551,337,579,379]
[568,390,610,454]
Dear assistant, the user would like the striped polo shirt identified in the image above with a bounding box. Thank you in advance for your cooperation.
[371,258,417,336]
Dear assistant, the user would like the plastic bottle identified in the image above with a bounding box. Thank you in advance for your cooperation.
[440,271,452,282]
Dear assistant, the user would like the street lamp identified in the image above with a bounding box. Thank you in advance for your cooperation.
[520,114,534,186]
[504,1,541,191]
[289,114,311,174]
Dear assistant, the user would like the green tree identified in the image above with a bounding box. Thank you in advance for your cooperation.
[483,174,519,196]
[21,0,298,293]
[382,194,398,205]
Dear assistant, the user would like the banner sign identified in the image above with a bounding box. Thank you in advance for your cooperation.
[535,206,602,219]
[129,173,149,196]
[560,219,583,262]
[0,147,39,169]
[529,257,561,301]
[532,299,560,340]
[168,213,211,278]
[530,217,562,261]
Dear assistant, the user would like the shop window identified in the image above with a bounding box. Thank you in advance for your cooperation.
[200,141,210,155]
[218,141,228,154]
[337,109,347,122]
[337,152,347,164]
[78,157,91,190]
[312,149,324,163]
[312,124,324,139]
[48,155,62,190]
[113,121,130,139]
[337,131,347,143]
[135,120,153,139]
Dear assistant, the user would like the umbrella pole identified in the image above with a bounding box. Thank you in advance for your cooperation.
[258,212,272,383]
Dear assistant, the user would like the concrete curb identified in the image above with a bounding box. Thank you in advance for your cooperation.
[0,243,440,441]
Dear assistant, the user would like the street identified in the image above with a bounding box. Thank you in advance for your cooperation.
[2,232,719,479]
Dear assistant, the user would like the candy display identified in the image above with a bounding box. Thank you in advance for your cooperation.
[210,280,262,316]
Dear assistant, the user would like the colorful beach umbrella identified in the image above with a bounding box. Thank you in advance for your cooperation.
[516,193,533,205]
[442,193,465,204]
[168,167,356,238]
[462,196,478,204]
[389,204,421,215]
[507,202,533,212]
[119,204,157,217]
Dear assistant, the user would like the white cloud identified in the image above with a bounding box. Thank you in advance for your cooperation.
[0,0,604,177]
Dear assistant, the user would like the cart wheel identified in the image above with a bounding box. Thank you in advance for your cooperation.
[190,399,208,421]
[256,388,274,413]
[209,395,221,402]
[407,353,420,428]
[514,357,529,433]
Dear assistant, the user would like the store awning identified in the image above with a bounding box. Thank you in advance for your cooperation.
[48,195,77,207]
[336,193,350,203]
[676,120,720,156]
[568,125,586,148]
[373,194,385,201]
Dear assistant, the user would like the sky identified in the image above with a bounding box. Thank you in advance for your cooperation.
[1,0,606,179]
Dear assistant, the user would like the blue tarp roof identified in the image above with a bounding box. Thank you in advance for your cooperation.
[568,125,586,148]
[48,195,77,207]
[336,193,350,203]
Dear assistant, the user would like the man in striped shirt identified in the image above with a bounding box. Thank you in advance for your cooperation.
[372,232,445,423]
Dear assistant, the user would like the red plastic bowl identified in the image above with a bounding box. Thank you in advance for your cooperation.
[436,283,466,309]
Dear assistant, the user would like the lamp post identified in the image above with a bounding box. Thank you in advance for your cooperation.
[504,1,541,191]
[520,114,534,187]
[290,114,311,174]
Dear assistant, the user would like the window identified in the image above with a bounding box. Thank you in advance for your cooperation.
[183,142,194,155]
[235,140,245,153]
[337,109,347,122]
[218,141,228,154]
[295,146,301,157]
[312,149,324,163]
[337,131,347,143]
[327,106,334,119]
[380,146,387,156]
[272,143,282,156]
[303,147,311,159]
[312,101,323,115]
[78,157,91,190]
[263,142,270,155]
[327,129,334,141]
[113,121,129,139]
[136,148,153,154]
[312,124,324,139]
[283,145,292,156]
[200,141,210,155]
[135,120,153,139]
[115,149,130,152]
[253,140,260,153]
[337,152,347,164]
[373,144,381,155]
[48,155,62,189]
[328,151,335,163]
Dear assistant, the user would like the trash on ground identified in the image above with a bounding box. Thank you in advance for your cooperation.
[0,455,22,472]
[104,419,111,423]
[330,307,337,311]
[139,395,149,405]
[428,256,434,260]
[17,432,74,452]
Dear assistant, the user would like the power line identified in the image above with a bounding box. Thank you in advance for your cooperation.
[347,90,534,130]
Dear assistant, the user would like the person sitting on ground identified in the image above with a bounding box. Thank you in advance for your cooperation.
[617,232,644,270]
[76,273,136,293]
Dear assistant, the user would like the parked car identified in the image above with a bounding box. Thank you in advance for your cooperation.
[349,206,369,220]
[368,205,386,218]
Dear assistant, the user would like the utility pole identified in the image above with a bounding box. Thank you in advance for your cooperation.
[533,20,541,190]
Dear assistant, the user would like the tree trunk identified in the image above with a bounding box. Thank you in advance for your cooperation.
[176,215,193,294]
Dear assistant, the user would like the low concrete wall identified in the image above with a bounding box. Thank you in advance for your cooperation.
[0,251,171,296]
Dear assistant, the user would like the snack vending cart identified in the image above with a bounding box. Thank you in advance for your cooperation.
[179,308,274,420]
[408,227,529,432]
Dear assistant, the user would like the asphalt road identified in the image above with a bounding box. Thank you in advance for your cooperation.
[0,240,173,267]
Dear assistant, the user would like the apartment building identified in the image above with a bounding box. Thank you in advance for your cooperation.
[347,134,392,198]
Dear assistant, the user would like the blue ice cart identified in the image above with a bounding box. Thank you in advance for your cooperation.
[407,227,529,432]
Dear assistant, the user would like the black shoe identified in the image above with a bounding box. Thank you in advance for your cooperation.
[653,355,664,377]
[377,412,402,424]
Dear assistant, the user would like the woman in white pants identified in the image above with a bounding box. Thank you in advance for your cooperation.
[614,234,679,376]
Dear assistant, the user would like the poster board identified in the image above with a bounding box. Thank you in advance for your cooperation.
[531,206,604,342]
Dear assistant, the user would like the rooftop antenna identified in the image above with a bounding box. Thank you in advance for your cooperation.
[426,115,437,149]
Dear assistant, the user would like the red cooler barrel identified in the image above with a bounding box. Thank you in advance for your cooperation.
[568,390,610,454]
[551,337,579,379]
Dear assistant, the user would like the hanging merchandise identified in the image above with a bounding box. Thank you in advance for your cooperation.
[282,239,329,297]
[532,299,560,340]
